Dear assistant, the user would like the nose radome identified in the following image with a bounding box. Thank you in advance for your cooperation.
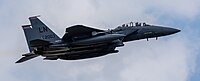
[174,29,181,33]
[167,28,181,34]
[155,26,181,36]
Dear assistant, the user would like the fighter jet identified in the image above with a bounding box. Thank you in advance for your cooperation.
[16,16,180,63]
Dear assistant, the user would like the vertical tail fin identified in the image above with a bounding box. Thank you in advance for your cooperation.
[28,16,60,42]
[22,16,60,52]
[22,25,35,52]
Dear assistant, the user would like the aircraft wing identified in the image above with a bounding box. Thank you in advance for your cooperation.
[62,25,105,42]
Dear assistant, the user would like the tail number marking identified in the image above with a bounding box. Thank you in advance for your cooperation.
[42,34,55,39]
[39,27,48,33]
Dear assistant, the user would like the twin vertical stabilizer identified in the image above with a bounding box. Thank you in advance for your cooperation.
[22,16,60,52]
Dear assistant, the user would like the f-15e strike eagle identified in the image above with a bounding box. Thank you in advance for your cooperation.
[16,16,180,63]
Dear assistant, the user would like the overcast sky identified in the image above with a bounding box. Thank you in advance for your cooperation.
[0,0,200,81]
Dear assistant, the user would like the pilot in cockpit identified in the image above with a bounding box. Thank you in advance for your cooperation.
[135,22,141,26]
[143,23,146,26]
[122,24,125,27]
[143,23,150,26]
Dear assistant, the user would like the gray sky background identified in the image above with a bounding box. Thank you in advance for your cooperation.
[0,0,200,81]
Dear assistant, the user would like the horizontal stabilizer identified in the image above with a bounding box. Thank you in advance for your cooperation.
[15,54,39,63]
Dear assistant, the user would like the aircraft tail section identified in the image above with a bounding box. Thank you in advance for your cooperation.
[22,16,60,52]
[22,25,35,52]
[28,16,60,42]
[17,16,61,63]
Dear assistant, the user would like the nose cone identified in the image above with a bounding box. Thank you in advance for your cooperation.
[153,26,181,37]
[163,27,181,35]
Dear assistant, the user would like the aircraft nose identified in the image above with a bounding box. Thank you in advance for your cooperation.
[175,29,181,33]
[153,26,181,37]
[165,27,181,35]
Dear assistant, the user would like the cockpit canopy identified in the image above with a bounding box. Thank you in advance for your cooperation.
[118,22,151,28]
